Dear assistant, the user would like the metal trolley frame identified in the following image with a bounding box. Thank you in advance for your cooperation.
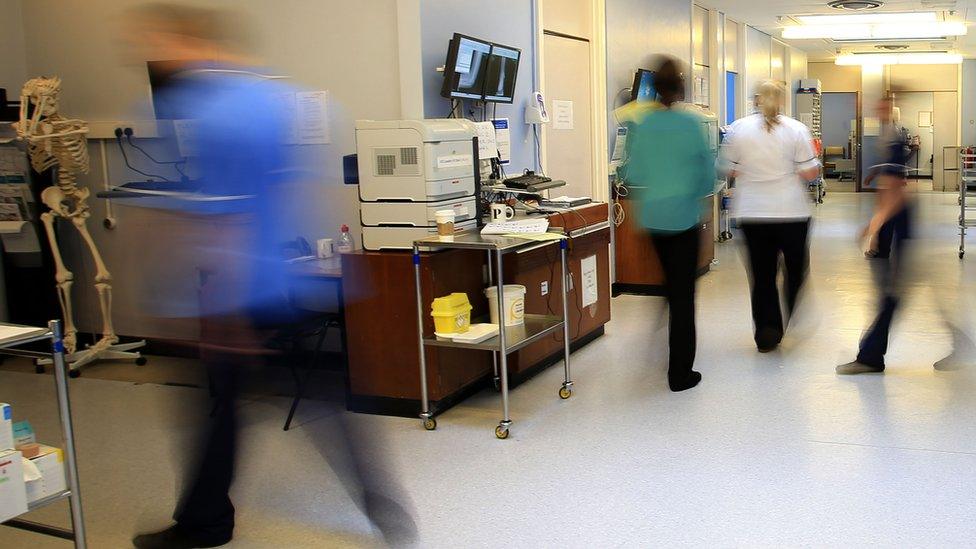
[412,231,573,439]
[1,320,87,548]
[959,149,976,258]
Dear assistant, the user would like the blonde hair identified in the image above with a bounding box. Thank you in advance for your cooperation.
[756,80,785,132]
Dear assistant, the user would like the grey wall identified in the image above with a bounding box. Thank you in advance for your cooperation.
[16,0,401,340]
[420,0,536,171]
[0,0,27,94]
[822,92,857,154]
[605,0,691,153]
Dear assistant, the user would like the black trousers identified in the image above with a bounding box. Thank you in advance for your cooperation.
[857,204,912,367]
[741,220,810,349]
[173,351,240,539]
[652,226,701,380]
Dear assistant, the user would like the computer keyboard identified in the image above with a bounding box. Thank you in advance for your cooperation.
[481,219,550,235]
[503,173,552,189]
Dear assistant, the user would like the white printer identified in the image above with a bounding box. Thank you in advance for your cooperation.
[355,119,480,250]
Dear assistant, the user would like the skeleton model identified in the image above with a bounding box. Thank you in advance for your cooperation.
[14,76,144,373]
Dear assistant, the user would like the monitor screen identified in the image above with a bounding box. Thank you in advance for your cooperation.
[442,34,492,100]
[631,69,656,102]
[483,44,521,103]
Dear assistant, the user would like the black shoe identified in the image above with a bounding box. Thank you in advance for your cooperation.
[755,327,782,353]
[669,371,702,392]
[132,525,231,549]
[836,360,885,375]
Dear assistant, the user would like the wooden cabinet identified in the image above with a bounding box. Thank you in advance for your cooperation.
[613,194,715,295]
[342,249,492,416]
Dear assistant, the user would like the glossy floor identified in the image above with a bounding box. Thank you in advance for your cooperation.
[3,192,976,547]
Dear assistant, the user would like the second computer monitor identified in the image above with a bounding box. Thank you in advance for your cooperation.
[483,43,521,103]
[631,69,656,102]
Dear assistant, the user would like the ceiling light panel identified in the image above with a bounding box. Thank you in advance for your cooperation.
[783,21,967,40]
[834,52,963,65]
[796,12,937,24]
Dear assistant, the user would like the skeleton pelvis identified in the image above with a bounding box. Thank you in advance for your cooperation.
[41,186,88,217]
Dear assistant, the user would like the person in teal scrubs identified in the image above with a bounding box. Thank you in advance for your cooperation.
[619,57,716,391]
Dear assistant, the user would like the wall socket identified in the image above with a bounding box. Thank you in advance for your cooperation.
[541,281,549,296]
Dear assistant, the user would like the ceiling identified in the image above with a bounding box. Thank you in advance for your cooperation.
[699,0,976,61]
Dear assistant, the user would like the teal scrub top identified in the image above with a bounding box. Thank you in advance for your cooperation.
[619,106,716,234]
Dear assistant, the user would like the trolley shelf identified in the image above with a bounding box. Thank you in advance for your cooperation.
[423,314,564,353]
[27,490,72,512]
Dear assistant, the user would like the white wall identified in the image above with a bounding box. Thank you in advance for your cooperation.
[743,26,771,114]
[963,60,976,146]
[17,0,402,340]
[0,0,27,94]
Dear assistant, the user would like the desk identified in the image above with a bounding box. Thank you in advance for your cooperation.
[613,194,715,296]
[289,256,342,279]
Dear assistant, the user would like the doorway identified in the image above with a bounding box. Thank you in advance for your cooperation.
[541,30,594,198]
[890,91,958,192]
[821,92,859,192]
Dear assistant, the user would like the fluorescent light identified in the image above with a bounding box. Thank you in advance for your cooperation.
[796,12,937,25]
[783,21,966,40]
[834,52,963,65]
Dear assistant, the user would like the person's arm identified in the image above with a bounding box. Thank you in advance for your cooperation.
[794,125,820,182]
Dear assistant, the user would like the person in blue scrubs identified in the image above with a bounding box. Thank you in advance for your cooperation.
[124,5,414,547]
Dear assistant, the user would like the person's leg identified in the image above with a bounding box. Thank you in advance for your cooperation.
[652,226,702,391]
[840,207,907,374]
[778,219,811,322]
[741,223,784,351]
[172,352,238,540]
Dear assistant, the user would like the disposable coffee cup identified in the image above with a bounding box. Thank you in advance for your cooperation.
[435,209,455,236]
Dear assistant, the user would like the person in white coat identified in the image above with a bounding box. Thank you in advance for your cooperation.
[721,80,821,352]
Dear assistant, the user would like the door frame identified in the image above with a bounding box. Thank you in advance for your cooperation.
[533,0,609,202]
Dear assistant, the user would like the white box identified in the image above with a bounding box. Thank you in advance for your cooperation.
[0,403,12,451]
[0,450,27,522]
[25,445,67,504]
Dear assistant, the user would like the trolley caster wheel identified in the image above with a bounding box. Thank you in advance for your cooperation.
[492,376,501,392]
[559,386,572,399]
[35,364,45,374]
[422,417,437,431]
[960,251,965,259]
[68,369,81,378]
[135,356,148,366]
[494,425,510,439]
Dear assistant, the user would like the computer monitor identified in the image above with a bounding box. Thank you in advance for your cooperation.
[441,33,493,100]
[631,69,656,102]
[483,43,521,103]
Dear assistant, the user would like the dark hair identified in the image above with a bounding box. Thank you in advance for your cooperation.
[653,58,684,107]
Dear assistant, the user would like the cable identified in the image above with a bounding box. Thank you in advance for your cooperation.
[115,135,172,182]
[125,134,187,179]
[532,125,546,176]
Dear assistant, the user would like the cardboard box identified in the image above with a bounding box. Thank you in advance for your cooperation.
[0,403,12,451]
[25,445,67,504]
[0,450,28,522]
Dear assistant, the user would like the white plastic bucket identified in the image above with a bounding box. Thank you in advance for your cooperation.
[485,284,526,326]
